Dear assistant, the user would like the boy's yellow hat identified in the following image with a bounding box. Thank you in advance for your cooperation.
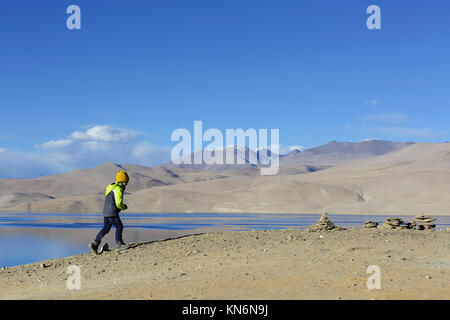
[116,170,129,183]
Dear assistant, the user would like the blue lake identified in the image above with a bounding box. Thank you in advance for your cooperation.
[0,212,449,268]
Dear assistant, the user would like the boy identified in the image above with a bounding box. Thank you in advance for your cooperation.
[89,170,129,254]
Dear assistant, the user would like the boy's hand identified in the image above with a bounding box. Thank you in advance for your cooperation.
[123,204,128,210]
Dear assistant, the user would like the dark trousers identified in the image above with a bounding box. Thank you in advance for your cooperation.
[95,217,124,244]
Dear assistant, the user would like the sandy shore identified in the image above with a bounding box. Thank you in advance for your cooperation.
[1,228,449,300]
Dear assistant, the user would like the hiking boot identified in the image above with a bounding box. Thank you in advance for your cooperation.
[116,241,126,247]
[89,241,99,254]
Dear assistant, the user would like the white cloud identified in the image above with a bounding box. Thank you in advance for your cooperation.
[364,100,378,107]
[130,142,172,166]
[363,111,448,139]
[368,112,408,124]
[0,149,74,178]
[69,125,138,142]
[36,125,140,153]
[38,139,73,150]
[35,125,141,154]
[0,125,171,178]
[365,125,448,138]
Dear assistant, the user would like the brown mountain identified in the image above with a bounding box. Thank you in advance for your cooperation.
[280,139,415,166]
[2,142,449,215]
[0,162,247,211]
[121,142,450,215]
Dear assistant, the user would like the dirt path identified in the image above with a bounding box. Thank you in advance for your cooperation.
[1,228,449,299]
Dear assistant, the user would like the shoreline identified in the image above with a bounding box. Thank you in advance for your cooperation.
[2,210,450,216]
[1,213,449,269]
[1,227,449,300]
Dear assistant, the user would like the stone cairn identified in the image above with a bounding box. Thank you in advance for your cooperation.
[308,212,345,232]
[413,214,436,230]
[379,215,437,230]
[380,217,407,230]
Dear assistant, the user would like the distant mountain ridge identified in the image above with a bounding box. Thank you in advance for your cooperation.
[165,139,415,169]
[1,139,430,214]
[280,140,415,166]
[164,145,268,171]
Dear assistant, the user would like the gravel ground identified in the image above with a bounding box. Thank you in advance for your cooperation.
[0,228,449,300]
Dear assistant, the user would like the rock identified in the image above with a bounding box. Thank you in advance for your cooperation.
[405,220,416,229]
[414,215,437,231]
[380,217,415,230]
[415,215,436,223]
[307,212,345,232]
[319,212,329,222]
[40,263,47,269]
[425,276,432,279]
[364,221,378,229]
[381,217,404,229]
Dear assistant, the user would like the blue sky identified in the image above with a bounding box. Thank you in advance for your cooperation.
[1,0,449,178]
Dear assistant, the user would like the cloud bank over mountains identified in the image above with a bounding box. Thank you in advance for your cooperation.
[0,125,305,178]
[0,126,171,178]
[35,125,142,155]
